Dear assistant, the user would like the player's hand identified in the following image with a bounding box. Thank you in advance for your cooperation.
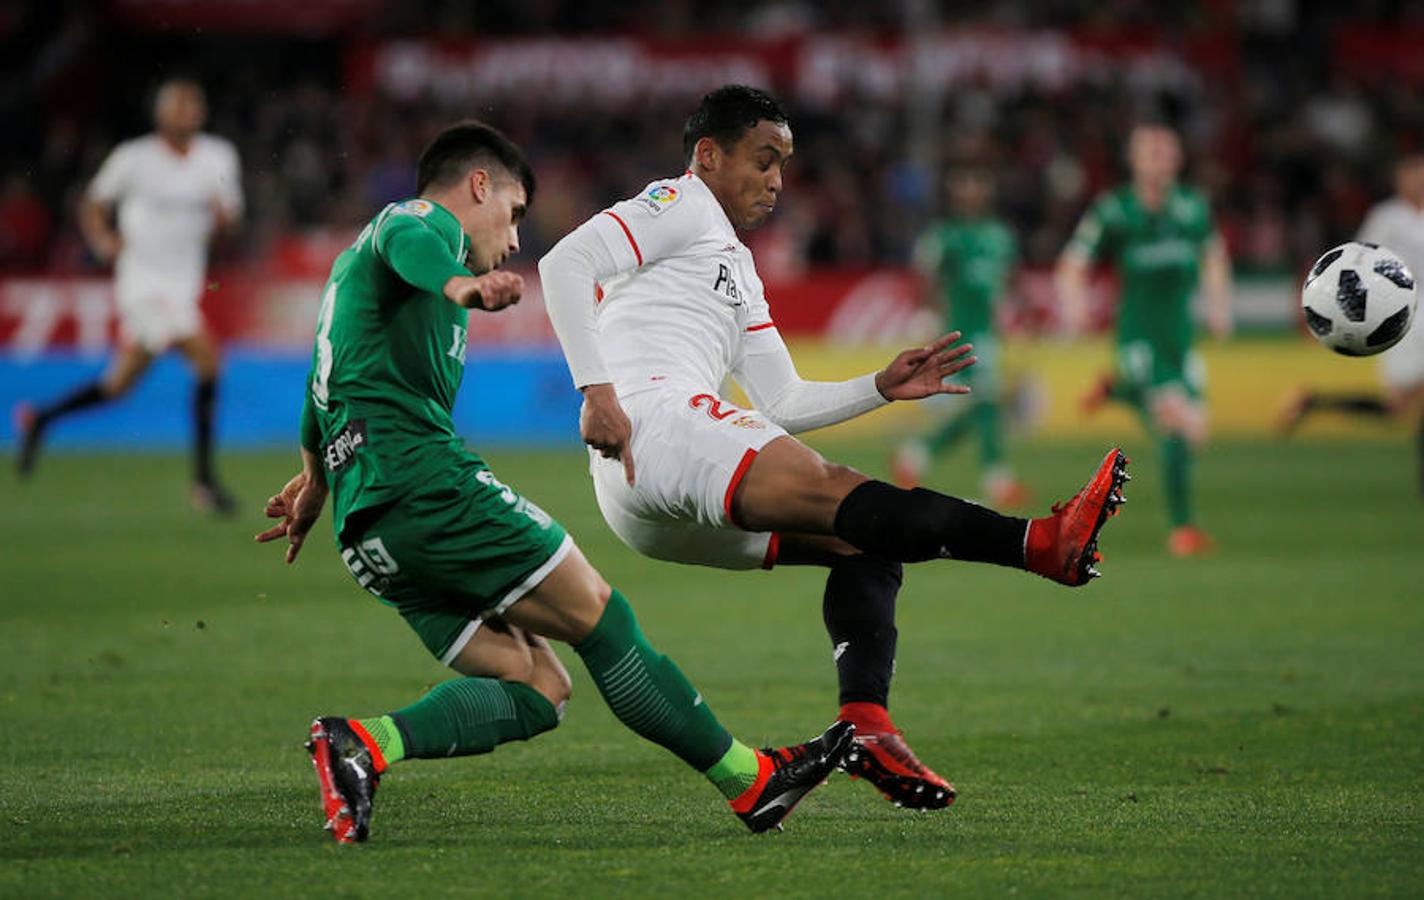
[255,470,329,564]
[874,332,977,401]
[580,383,635,485]
[445,272,524,311]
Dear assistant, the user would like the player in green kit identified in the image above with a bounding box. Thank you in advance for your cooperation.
[892,167,1029,508]
[255,121,851,843]
[1056,123,1232,557]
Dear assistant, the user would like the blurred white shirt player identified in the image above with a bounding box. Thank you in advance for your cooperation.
[1279,154,1424,494]
[17,78,243,513]
[1359,156,1424,396]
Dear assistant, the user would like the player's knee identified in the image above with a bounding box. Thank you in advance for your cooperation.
[527,656,573,711]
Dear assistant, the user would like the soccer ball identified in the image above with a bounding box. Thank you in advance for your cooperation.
[1300,242,1417,356]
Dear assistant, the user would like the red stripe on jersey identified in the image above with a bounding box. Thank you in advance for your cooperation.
[745,322,776,332]
[594,283,604,304]
[602,211,642,266]
[724,448,759,530]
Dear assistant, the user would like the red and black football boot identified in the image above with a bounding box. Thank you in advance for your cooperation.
[730,721,855,833]
[305,717,383,844]
[842,729,956,810]
[1025,448,1130,586]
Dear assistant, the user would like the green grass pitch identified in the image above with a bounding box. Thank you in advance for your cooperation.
[3,438,1421,897]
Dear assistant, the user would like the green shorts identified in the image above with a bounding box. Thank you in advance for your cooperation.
[1117,339,1205,400]
[339,465,571,666]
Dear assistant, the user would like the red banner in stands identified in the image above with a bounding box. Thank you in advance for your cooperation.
[0,267,1096,355]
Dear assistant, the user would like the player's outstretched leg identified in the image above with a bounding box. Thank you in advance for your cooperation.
[567,588,852,832]
[833,448,1130,586]
[13,382,108,478]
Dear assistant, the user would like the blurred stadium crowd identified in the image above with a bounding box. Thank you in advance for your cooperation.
[2,0,1421,278]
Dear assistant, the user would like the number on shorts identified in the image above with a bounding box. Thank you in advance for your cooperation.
[342,537,399,597]
[689,393,738,421]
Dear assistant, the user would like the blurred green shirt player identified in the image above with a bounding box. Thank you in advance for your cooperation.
[893,167,1029,509]
[258,120,850,844]
[1057,123,1233,557]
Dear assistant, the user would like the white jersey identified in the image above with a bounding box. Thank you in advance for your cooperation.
[540,172,884,432]
[1358,198,1424,387]
[88,133,243,305]
[580,173,772,395]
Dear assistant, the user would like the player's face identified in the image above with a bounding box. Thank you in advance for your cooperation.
[465,175,527,273]
[1128,127,1182,185]
[1396,159,1424,205]
[155,84,206,140]
[949,173,991,216]
[706,120,793,230]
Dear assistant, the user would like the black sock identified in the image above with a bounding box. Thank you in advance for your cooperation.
[36,382,107,427]
[1308,393,1390,417]
[194,378,217,485]
[833,480,1028,567]
[822,554,901,708]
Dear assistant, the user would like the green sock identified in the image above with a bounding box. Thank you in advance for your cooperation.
[974,399,1003,468]
[354,714,406,765]
[704,739,762,801]
[1162,435,1193,527]
[573,589,733,773]
[387,678,559,759]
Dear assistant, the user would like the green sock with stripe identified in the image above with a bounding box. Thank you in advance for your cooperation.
[574,589,759,799]
[361,679,560,763]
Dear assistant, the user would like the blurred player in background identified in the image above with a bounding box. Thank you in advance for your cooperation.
[542,85,1129,812]
[1277,153,1424,493]
[14,78,242,513]
[258,121,850,843]
[1057,123,1231,557]
[892,166,1028,507]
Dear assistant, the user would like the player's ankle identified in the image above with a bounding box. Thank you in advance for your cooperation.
[839,701,895,734]
[1023,516,1054,573]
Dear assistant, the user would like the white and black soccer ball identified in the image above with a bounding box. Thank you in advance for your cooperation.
[1301,242,1417,356]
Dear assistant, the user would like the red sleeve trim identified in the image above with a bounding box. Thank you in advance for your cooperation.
[602,210,642,266]
[723,448,759,530]
[745,322,776,332]
[761,532,781,570]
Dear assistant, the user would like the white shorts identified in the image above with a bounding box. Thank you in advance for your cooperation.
[590,385,788,571]
[1379,312,1424,390]
[114,264,204,353]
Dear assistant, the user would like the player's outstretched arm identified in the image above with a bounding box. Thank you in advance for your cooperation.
[736,329,974,433]
[255,449,329,564]
[444,271,524,311]
[874,332,977,401]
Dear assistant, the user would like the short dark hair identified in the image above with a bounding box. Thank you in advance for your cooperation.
[683,85,788,161]
[417,120,535,204]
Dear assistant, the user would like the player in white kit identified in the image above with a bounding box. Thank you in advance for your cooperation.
[16,78,243,513]
[540,86,1130,809]
[1278,154,1424,493]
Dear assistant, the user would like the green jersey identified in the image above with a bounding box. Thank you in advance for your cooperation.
[1066,184,1214,356]
[917,217,1017,337]
[300,198,475,539]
